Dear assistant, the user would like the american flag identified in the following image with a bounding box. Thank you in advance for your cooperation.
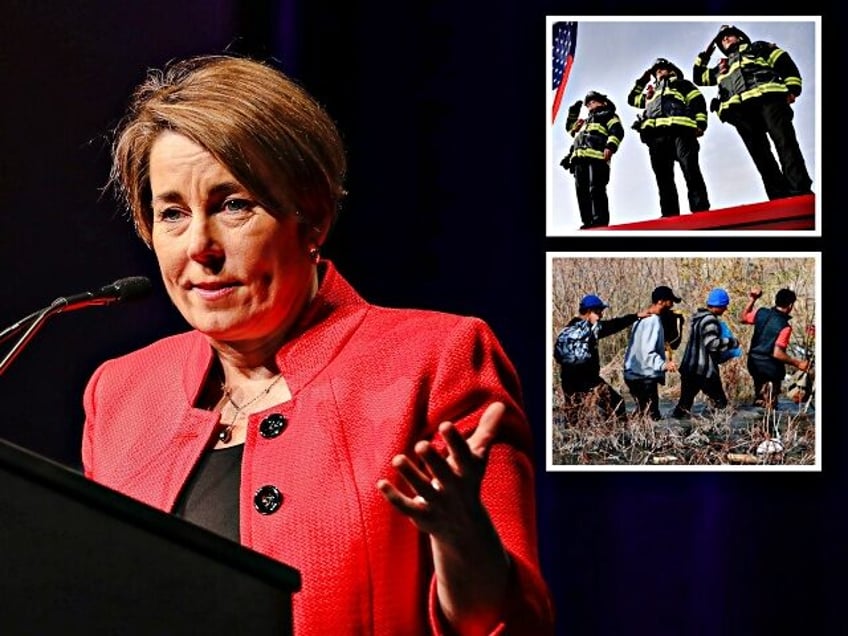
[552,21,577,123]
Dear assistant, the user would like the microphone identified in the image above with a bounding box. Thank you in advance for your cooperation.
[0,275,153,376]
[50,276,153,312]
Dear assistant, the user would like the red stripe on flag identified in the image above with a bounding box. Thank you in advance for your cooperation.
[551,54,573,123]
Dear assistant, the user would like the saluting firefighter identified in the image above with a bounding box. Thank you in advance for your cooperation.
[628,58,710,218]
[692,24,812,200]
[566,91,624,229]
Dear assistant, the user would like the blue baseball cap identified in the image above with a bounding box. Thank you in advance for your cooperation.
[579,294,609,311]
[706,287,730,308]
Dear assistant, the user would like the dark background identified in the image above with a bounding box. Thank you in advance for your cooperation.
[0,2,838,633]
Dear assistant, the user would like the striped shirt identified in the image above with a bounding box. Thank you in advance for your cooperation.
[679,308,738,378]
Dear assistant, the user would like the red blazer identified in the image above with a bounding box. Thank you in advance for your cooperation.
[83,262,554,635]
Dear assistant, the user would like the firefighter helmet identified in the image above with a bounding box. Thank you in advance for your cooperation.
[584,90,610,106]
[649,57,684,79]
[714,24,750,54]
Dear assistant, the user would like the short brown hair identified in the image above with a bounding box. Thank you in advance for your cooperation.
[109,54,347,245]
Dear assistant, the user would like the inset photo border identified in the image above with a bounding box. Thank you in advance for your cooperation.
[545,252,821,472]
[546,16,821,237]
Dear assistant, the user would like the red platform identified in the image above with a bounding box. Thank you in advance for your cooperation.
[588,194,815,231]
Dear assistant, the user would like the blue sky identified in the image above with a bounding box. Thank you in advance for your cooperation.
[546,17,819,234]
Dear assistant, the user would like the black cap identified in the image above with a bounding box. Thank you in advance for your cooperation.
[652,285,681,303]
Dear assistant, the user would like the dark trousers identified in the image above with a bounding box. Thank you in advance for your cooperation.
[675,372,728,413]
[732,95,813,200]
[573,159,610,226]
[561,379,626,424]
[625,377,662,420]
[747,356,785,407]
[647,133,710,216]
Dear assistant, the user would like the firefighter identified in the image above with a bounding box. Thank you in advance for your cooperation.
[567,91,624,229]
[692,24,813,200]
[628,57,710,217]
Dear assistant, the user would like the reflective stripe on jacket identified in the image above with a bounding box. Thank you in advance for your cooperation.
[628,75,707,133]
[570,105,624,160]
[693,41,801,120]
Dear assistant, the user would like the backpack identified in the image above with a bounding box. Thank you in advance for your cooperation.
[554,320,594,365]
[786,366,814,404]
[661,309,685,351]
[718,319,743,363]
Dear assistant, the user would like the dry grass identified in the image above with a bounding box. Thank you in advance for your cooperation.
[551,391,816,466]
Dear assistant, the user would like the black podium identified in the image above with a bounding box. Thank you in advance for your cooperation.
[0,438,301,635]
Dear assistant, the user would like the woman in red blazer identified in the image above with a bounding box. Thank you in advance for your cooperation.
[83,54,553,635]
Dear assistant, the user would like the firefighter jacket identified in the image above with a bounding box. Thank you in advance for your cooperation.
[692,40,802,122]
[627,74,708,135]
[569,102,624,162]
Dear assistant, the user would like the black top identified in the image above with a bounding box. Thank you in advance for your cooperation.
[173,444,243,543]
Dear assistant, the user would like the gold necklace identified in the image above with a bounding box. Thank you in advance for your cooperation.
[218,373,284,443]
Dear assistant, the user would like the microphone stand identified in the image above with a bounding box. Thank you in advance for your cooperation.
[0,305,55,377]
[0,308,45,347]
[0,277,152,377]
[0,293,112,377]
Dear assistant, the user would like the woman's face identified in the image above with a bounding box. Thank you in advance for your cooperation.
[148,131,315,347]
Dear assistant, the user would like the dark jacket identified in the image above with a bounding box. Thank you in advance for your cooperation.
[570,101,625,162]
[692,40,802,122]
[628,73,708,136]
[559,313,637,392]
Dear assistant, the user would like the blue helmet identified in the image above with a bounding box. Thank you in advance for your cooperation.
[706,287,730,308]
